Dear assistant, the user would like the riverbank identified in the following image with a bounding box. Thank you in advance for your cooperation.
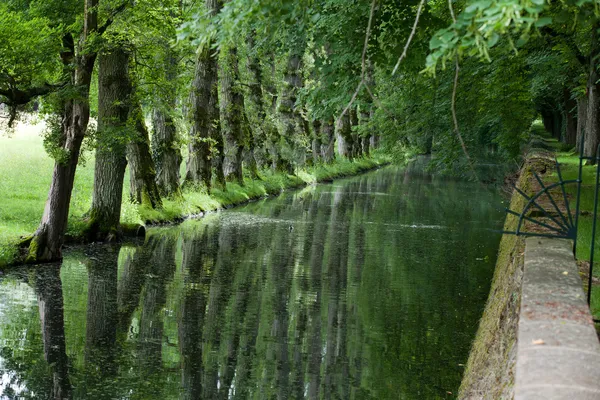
[0,127,389,268]
[459,135,600,398]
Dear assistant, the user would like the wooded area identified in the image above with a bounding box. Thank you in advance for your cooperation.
[0,0,598,263]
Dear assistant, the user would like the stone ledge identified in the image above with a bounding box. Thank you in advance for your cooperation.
[515,238,600,399]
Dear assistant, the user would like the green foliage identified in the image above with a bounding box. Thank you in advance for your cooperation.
[0,3,61,89]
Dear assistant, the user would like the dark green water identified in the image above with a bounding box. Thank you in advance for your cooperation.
[0,165,504,399]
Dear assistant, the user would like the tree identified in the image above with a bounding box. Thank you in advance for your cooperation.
[86,45,131,241]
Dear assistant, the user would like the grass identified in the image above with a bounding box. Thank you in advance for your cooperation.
[530,127,600,320]
[0,121,388,267]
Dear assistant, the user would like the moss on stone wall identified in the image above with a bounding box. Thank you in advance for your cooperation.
[459,153,555,399]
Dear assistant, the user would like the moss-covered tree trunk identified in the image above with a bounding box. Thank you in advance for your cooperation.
[246,32,267,173]
[336,113,353,160]
[584,21,600,162]
[27,0,98,262]
[564,89,577,146]
[369,108,379,150]
[128,104,162,208]
[219,44,247,185]
[87,47,131,242]
[321,118,335,163]
[186,45,218,189]
[265,57,280,170]
[349,108,361,158]
[577,96,588,152]
[277,49,305,174]
[152,105,181,196]
[185,0,221,190]
[360,109,371,156]
[151,42,181,198]
[311,120,322,163]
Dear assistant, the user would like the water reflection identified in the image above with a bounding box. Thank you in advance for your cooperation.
[0,165,504,399]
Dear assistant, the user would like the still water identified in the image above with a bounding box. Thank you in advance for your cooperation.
[0,165,504,399]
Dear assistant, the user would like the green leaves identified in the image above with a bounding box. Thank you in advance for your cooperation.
[424,0,551,73]
[0,4,61,88]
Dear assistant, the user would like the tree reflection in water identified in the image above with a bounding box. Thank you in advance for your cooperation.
[0,166,504,399]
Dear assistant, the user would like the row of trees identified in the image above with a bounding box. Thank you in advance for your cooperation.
[1,0,391,263]
[2,0,600,262]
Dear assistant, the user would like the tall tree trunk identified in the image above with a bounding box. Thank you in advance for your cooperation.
[369,108,379,149]
[246,32,267,173]
[360,109,371,156]
[552,110,563,140]
[128,104,162,208]
[577,96,588,153]
[584,21,600,163]
[564,89,577,147]
[35,266,72,399]
[86,47,131,242]
[265,56,280,170]
[219,45,246,185]
[349,108,361,158]
[26,0,98,262]
[336,113,353,160]
[152,36,182,197]
[277,50,305,173]
[311,120,322,163]
[152,107,181,196]
[321,118,335,163]
[185,0,221,190]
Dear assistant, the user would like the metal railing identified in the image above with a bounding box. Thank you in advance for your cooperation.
[502,140,600,305]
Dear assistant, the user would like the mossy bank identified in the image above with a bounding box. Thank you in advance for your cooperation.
[0,156,388,268]
[458,151,555,399]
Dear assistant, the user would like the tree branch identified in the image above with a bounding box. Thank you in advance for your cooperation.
[98,0,132,35]
[335,0,376,130]
[448,0,478,181]
[392,0,426,75]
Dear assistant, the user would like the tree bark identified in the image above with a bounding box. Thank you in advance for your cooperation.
[26,0,98,262]
[349,108,361,158]
[360,109,371,156]
[87,47,131,242]
[336,113,353,160]
[128,103,162,208]
[219,45,247,185]
[321,118,335,163]
[152,106,181,196]
[369,108,379,149]
[277,49,306,173]
[311,120,322,163]
[183,0,223,189]
[577,95,588,153]
[246,32,267,172]
[264,56,280,170]
[564,89,577,147]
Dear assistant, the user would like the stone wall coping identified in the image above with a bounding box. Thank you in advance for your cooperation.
[515,238,600,399]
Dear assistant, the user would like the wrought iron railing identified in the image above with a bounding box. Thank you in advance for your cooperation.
[502,140,600,305]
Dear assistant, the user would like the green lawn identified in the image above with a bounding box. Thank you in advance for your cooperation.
[533,141,600,319]
[0,121,387,267]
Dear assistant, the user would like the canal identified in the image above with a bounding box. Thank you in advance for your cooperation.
[0,164,504,399]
